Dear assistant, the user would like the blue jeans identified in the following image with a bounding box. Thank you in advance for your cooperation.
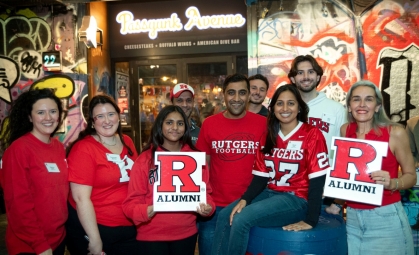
[198,206,224,255]
[211,189,308,255]
[347,202,413,255]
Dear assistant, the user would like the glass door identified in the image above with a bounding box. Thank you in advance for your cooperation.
[186,62,227,126]
[132,56,234,151]
[138,63,179,149]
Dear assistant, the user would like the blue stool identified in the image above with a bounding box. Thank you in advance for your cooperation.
[246,211,347,255]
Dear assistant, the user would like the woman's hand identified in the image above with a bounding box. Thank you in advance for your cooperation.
[87,237,103,255]
[147,205,156,218]
[39,249,53,255]
[197,203,212,216]
[282,221,312,231]
[370,170,391,189]
[229,199,247,226]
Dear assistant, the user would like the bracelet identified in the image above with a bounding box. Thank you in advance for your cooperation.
[391,178,399,194]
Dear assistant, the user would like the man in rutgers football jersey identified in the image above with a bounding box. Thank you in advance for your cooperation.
[211,85,330,255]
[196,73,266,255]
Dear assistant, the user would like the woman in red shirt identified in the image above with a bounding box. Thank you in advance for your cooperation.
[343,80,415,255]
[1,89,68,255]
[123,105,215,255]
[66,95,138,255]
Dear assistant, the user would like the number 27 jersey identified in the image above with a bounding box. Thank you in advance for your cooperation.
[252,122,330,201]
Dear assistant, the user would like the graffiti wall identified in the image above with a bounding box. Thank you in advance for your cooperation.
[251,0,419,123]
[362,0,419,122]
[89,2,112,97]
[0,4,89,147]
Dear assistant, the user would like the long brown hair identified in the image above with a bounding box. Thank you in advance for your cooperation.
[1,88,64,151]
[262,84,309,155]
[66,94,134,156]
[142,105,197,157]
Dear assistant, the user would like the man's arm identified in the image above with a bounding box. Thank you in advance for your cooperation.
[406,118,419,168]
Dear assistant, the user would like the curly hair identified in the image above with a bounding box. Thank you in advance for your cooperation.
[262,84,309,155]
[1,88,64,151]
[66,94,134,156]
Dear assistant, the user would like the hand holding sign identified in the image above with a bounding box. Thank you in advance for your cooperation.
[147,205,156,218]
[370,170,392,189]
[197,203,212,216]
[324,137,388,206]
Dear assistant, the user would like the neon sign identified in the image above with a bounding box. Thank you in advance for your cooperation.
[115,6,246,40]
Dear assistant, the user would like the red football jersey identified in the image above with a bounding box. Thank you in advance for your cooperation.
[253,122,330,200]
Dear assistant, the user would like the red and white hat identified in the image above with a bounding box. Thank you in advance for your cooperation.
[170,83,195,100]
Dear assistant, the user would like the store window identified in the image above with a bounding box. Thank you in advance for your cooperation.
[115,62,131,126]
[187,62,227,125]
[135,56,244,150]
[138,64,177,148]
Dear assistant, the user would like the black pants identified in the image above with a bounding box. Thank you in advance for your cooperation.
[17,239,66,255]
[138,233,198,255]
[66,203,139,255]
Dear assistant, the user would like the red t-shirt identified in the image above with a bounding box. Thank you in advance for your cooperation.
[123,144,215,241]
[253,122,330,200]
[196,111,267,207]
[2,133,68,255]
[68,135,138,226]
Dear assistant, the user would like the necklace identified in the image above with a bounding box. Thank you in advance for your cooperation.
[98,135,117,146]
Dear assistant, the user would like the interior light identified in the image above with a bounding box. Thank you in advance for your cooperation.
[78,16,103,48]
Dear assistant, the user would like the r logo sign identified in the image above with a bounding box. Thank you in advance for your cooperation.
[324,137,388,206]
[153,151,206,211]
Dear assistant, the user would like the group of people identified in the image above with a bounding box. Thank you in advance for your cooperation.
[0,54,416,255]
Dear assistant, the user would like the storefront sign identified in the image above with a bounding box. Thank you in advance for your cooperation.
[153,152,206,211]
[324,137,387,206]
[108,0,247,57]
[116,6,245,40]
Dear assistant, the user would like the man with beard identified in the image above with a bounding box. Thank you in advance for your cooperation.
[170,83,200,145]
[196,73,266,255]
[288,55,346,214]
[248,74,269,117]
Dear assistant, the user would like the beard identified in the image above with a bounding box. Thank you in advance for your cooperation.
[226,101,246,117]
[249,97,264,105]
[296,79,317,93]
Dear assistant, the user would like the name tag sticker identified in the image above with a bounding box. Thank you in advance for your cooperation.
[106,153,120,162]
[45,163,60,173]
[287,141,302,150]
[322,113,336,124]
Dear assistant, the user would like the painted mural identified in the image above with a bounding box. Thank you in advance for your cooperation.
[362,0,419,122]
[0,5,90,147]
[253,0,419,124]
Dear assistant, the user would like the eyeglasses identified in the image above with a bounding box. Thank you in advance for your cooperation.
[93,112,118,121]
